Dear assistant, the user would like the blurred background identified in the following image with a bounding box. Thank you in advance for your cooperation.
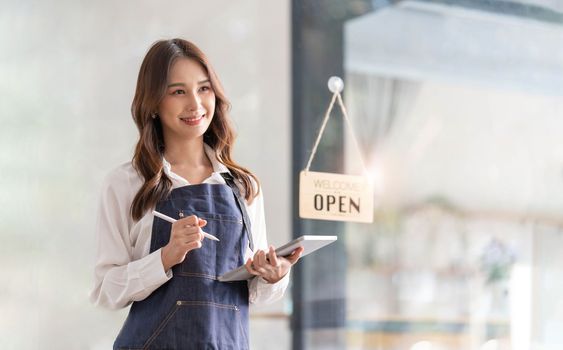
[1,0,563,349]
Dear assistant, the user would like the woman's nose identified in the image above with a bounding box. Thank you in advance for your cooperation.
[185,91,201,111]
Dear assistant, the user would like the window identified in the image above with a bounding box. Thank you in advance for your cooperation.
[292,1,563,349]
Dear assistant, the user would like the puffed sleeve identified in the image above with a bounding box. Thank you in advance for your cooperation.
[89,165,172,309]
[245,184,291,304]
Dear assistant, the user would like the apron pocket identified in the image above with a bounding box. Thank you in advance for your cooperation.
[179,212,244,276]
[144,300,248,349]
[197,212,243,225]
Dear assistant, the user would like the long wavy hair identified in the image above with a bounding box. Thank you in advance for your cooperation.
[130,38,260,221]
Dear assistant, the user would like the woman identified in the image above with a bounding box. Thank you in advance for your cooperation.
[90,38,302,350]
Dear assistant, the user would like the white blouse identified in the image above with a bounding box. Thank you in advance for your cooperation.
[89,144,290,310]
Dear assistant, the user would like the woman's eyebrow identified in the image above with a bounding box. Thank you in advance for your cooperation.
[167,79,210,88]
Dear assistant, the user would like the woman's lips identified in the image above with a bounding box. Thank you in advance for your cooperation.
[180,114,204,126]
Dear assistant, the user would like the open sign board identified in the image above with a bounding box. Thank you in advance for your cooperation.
[299,171,374,223]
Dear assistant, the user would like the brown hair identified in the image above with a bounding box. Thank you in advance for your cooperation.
[130,38,260,221]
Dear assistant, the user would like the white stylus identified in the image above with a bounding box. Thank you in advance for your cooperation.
[152,210,220,242]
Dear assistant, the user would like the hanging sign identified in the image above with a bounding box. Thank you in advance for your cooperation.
[300,170,374,223]
[299,76,374,223]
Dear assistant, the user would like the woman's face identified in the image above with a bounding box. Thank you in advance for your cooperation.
[157,57,216,143]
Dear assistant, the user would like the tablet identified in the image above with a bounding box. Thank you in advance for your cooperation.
[218,235,338,282]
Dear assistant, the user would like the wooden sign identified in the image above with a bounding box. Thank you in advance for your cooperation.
[299,171,374,223]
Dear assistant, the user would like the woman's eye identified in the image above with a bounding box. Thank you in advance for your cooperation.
[200,86,211,92]
[172,89,185,95]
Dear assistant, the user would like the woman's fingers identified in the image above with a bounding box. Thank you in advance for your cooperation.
[178,214,199,226]
[182,231,203,244]
[258,250,268,268]
[185,240,202,250]
[174,222,201,236]
[252,250,261,266]
[172,215,207,240]
[250,250,270,275]
[244,258,260,276]
[285,247,304,264]
[267,245,279,267]
[182,226,203,237]
[172,216,197,234]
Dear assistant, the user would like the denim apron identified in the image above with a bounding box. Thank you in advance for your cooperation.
[114,173,254,350]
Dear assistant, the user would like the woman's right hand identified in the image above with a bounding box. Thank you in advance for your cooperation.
[161,215,207,271]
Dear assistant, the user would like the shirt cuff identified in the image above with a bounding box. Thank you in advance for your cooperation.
[136,248,173,289]
[249,268,291,305]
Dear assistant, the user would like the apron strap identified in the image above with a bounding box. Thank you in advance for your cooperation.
[220,172,255,252]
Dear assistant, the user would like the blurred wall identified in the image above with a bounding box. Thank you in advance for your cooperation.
[0,1,291,349]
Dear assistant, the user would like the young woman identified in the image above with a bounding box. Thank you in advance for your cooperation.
[90,38,303,350]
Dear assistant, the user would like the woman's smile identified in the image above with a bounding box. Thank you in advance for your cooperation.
[180,114,206,126]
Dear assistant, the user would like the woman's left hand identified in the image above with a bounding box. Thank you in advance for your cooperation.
[244,246,304,284]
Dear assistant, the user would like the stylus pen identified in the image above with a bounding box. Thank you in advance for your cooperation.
[152,210,220,242]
